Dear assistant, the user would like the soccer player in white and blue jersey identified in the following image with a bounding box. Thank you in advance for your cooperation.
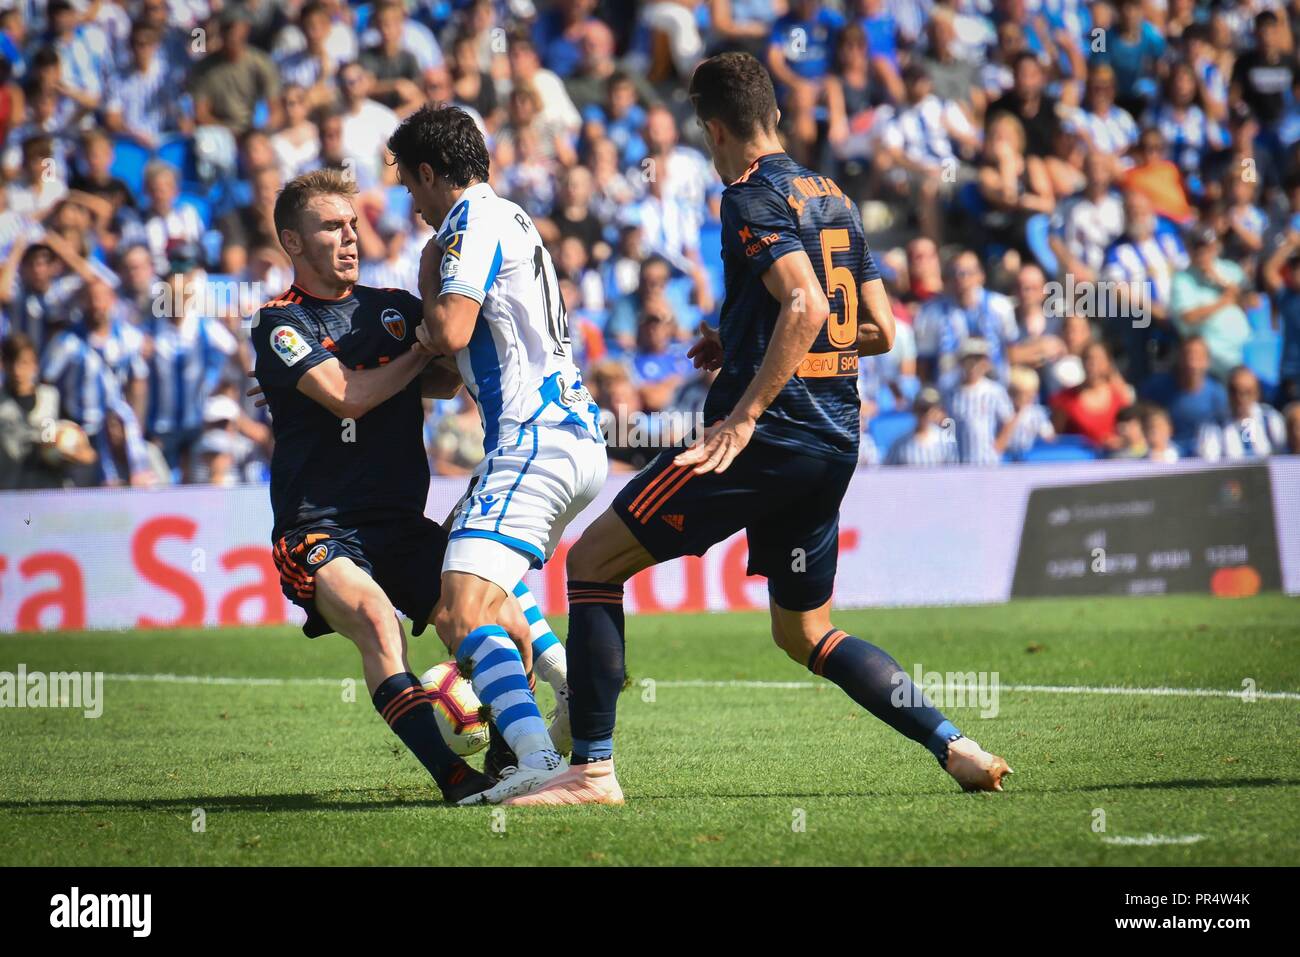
[388,106,607,803]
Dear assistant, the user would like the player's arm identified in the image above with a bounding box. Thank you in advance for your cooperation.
[297,346,433,420]
[855,277,896,357]
[675,251,829,475]
[417,222,496,355]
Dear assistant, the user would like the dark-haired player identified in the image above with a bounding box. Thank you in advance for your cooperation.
[386,106,607,803]
[507,53,1011,806]
[251,168,544,804]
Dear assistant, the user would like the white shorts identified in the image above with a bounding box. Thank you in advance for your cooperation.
[442,423,608,594]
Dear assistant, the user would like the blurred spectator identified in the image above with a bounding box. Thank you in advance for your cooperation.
[986,51,1061,159]
[1142,404,1181,462]
[143,246,238,476]
[1101,189,1188,379]
[1005,364,1055,457]
[915,250,1018,388]
[1110,403,1148,459]
[944,338,1015,465]
[975,110,1055,259]
[1050,341,1132,450]
[632,303,693,412]
[360,0,428,115]
[1094,0,1166,115]
[1,331,71,488]
[1138,336,1228,454]
[189,9,282,133]
[1067,64,1139,157]
[1196,366,1287,461]
[141,162,204,274]
[884,386,958,466]
[1169,225,1253,380]
[271,84,321,182]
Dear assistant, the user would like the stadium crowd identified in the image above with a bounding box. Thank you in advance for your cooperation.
[1,0,1300,489]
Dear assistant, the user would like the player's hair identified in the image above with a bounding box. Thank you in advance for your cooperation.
[273,167,358,238]
[386,105,489,189]
[688,52,778,140]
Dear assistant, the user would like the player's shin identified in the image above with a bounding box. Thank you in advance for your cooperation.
[807,630,963,766]
[513,581,566,691]
[456,624,561,771]
[565,581,626,765]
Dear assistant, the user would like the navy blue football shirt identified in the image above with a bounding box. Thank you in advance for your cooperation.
[707,151,879,461]
[251,283,429,539]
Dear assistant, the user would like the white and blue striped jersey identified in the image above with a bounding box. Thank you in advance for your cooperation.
[144,313,238,436]
[944,377,1015,466]
[435,182,601,454]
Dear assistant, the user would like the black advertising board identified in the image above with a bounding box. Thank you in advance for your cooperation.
[1011,465,1282,598]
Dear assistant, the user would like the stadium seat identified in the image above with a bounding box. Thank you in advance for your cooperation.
[1244,333,1281,389]
[1025,213,1059,276]
[868,410,916,452]
[109,137,152,197]
[1020,436,1100,462]
[158,136,201,192]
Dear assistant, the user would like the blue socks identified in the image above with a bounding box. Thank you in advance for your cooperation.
[457,624,557,768]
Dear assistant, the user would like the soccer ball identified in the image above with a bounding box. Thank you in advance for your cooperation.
[419,661,489,756]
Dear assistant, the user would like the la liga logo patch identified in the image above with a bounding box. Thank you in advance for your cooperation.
[381,307,406,340]
[271,325,312,366]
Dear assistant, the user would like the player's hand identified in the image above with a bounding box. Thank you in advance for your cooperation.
[246,371,267,408]
[413,320,438,357]
[673,413,754,476]
[687,324,724,372]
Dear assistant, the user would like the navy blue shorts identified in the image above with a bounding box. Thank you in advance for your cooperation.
[272,516,448,638]
[612,439,856,611]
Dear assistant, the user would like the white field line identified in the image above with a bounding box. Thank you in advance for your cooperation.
[1101,834,1207,846]
[98,673,1300,701]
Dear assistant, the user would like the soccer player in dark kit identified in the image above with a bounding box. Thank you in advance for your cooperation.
[250,168,538,804]
[504,53,1012,806]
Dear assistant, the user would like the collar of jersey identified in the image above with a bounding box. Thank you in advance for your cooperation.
[437,181,496,241]
[290,282,355,304]
[731,151,786,186]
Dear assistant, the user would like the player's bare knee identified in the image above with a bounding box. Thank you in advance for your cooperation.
[566,529,611,583]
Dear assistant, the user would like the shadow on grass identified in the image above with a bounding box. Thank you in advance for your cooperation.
[1,776,1295,814]
[0,789,449,814]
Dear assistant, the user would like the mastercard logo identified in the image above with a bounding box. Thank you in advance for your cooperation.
[1210,566,1261,598]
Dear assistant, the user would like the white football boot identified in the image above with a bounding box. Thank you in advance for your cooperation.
[459,756,570,805]
[547,682,572,756]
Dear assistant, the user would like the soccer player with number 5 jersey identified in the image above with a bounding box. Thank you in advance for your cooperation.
[506,54,1012,806]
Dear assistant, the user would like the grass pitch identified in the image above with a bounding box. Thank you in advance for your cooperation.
[1,594,1297,866]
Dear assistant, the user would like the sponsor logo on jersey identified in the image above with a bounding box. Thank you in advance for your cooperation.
[306,544,328,565]
[271,326,312,366]
[380,307,406,340]
[478,493,496,516]
[661,513,685,532]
